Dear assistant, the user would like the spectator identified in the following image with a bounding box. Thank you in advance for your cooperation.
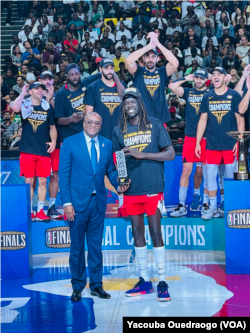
[24,54,41,77]
[68,23,82,44]
[182,6,199,27]
[170,67,184,82]
[113,50,126,72]
[132,7,150,34]
[201,20,216,37]
[228,68,240,88]
[2,90,20,110]
[184,60,201,85]
[11,34,26,54]
[216,4,230,24]
[2,56,19,79]
[116,12,133,31]
[41,14,52,36]
[54,4,70,23]
[22,41,41,65]
[201,28,218,48]
[104,1,118,19]
[118,1,136,17]
[203,47,223,69]
[20,65,36,84]
[86,22,98,44]
[234,17,250,39]
[44,1,55,16]
[48,22,66,43]
[116,62,133,84]
[183,27,201,49]
[34,38,45,54]
[241,48,250,68]
[43,42,60,64]
[34,25,49,45]
[152,1,166,17]
[219,38,236,58]
[87,3,104,23]
[79,53,92,74]
[91,41,107,61]
[13,76,27,95]
[166,18,182,38]
[57,17,67,31]
[76,4,88,22]
[18,26,33,44]
[150,10,168,32]
[167,107,185,142]
[184,47,203,67]
[218,28,236,47]
[236,36,250,60]
[80,32,92,51]
[1,1,12,26]
[63,31,79,54]
[77,62,90,81]
[216,16,235,38]
[53,75,63,91]
[1,75,10,100]
[68,12,86,35]
[167,8,182,27]
[116,22,132,42]
[184,39,201,57]
[199,8,215,28]
[166,1,180,20]
[29,15,40,34]
[131,31,147,50]
[10,127,22,150]
[62,44,76,63]
[222,51,240,71]
[106,44,116,60]
[1,110,18,140]
[183,19,202,39]
[50,36,62,53]
[232,8,246,26]
[100,31,115,50]
[100,26,115,43]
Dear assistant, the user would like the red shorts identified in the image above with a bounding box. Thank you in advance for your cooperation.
[20,152,51,178]
[123,193,162,216]
[182,136,206,163]
[205,149,235,165]
[50,148,60,172]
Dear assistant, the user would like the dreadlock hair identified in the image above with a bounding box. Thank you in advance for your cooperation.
[118,95,151,135]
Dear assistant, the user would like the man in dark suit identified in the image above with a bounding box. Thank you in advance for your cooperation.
[59,112,129,302]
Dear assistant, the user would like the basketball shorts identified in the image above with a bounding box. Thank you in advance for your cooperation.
[123,193,163,216]
[50,148,60,172]
[20,152,51,178]
[182,136,206,163]
[205,149,235,165]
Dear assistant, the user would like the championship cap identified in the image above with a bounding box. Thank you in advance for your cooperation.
[99,58,114,68]
[194,68,209,80]
[40,71,54,79]
[146,48,158,56]
[65,63,80,74]
[122,87,141,100]
[29,82,46,90]
[212,67,227,75]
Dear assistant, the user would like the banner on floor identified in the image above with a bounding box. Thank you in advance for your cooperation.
[32,218,225,254]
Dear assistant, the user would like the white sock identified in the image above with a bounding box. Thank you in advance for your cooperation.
[134,245,149,282]
[209,196,217,210]
[49,197,56,208]
[37,201,45,213]
[118,195,123,208]
[203,193,209,204]
[221,194,224,202]
[194,188,200,196]
[179,186,188,206]
[153,246,166,282]
[31,201,33,213]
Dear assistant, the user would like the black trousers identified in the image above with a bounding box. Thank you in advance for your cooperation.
[0,0,12,23]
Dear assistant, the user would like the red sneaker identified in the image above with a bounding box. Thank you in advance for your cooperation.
[117,206,128,218]
[63,213,67,221]
[36,209,50,221]
[31,212,36,221]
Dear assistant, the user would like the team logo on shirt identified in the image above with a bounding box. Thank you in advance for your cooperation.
[70,92,86,113]
[101,93,121,115]
[188,95,204,115]
[144,74,160,97]
[209,100,231,124]
[124,130,152,152]
[28,111,48,133]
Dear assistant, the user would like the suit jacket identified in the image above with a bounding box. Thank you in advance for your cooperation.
[59,132,118,213]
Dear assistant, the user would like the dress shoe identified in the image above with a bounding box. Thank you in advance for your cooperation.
[71,289,82,302]
[91,286,111,299]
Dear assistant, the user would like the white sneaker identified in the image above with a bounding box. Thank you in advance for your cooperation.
[170,204,187,217]
[201,206,220,220]
[201,203,209,215]
[6,23,10,26]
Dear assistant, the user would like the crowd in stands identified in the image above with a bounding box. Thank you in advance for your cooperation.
[1,0,250,149]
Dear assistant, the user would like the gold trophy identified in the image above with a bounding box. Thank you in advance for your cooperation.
[227,131,250,180]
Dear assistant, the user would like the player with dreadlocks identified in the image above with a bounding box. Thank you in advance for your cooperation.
[112,87,175,302]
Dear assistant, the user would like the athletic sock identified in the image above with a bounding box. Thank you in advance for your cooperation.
[194,188,200,196]
[49,198,56,208]
[209,196,217,210]
[179,186,188,206]
[221,194,224,202]
[118,195,123,208]
[203,193,209,204]
[37,201,45,213]
[31,201,33,213]
[134,245,149,282]
[153,246,166,282]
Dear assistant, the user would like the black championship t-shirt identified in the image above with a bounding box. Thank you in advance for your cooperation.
[183,87,210,138]
[84,79,126,140]
[54,73,101,142]
[112,117,172,196]
[19,104,55,157]
[200,88,241,151]
[133,66,171,123]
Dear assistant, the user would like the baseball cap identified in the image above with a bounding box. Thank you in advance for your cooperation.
[100,58,114,68]
[3,109,11,114]
[95,57,103,64]
[122,87,141,100]
[194,68,209,80]
[51,22,59,27]
[146,48,158,56]
[40,71,54,79]
[169,106,176,113]
[29,82,46,90]
[65,63,80,74]
[212,67,227,75]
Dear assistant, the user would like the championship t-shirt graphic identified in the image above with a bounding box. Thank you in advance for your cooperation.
[100,92,121,116]
[183,88,209,137]
[112,117,172,196]
[200,88,241,151]
[144,73,160,97]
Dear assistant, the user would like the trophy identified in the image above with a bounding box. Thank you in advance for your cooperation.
[226,131,250,180]
[115,151,129,186]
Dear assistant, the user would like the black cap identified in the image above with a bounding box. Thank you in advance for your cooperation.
[145,48,158,56]
[212,67,227,75]
[29,82,46,90]
[65,63,80,74]
[194,68,209,80]
[100,58,114,68]
[40,71,53,79]
[122,87,141,100]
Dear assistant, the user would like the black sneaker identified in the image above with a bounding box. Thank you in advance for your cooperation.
[47,204,63,219]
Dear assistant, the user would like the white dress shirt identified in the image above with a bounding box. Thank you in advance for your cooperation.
[63,131,99,207]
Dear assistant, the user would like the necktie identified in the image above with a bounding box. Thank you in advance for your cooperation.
[90,139,97,175]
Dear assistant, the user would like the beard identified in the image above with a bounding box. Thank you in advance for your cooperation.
[195,82,206,89]
[145,61,155,70]
[68,77,80,87]
[102,72,113,80]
